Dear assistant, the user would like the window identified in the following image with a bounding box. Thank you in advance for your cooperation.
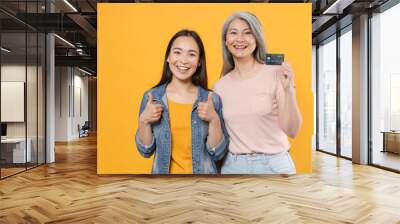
[371,2,400,171]
[339,28,352,158]
[317,36,337,154]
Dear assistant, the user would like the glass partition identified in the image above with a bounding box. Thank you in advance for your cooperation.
[0,1,46,179]
[1,30,28,177]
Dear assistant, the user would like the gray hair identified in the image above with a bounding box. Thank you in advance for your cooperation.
[221,11,267,76]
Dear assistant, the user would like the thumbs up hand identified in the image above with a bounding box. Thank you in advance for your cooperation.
[139,93,163,125]
[198,92,218,122]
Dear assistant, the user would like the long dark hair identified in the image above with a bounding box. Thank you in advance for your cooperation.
[154,29,208,90]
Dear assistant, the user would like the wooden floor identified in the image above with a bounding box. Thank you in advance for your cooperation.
[1,135,400,223]
[372,150,400,171]
[0,167,26,178]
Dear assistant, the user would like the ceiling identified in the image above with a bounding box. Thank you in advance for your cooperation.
[0,0,393,75]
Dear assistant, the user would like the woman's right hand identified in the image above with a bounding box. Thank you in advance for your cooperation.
[278,62,295,91]
[139,93,163,125]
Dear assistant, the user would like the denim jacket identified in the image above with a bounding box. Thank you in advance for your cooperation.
[135,84,228,174]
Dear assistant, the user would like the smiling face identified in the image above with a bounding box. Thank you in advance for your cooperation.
[167,36,200,82]
[225,18,257,60]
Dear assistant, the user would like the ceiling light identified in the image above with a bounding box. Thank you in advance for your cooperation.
[322,0,355,15]
[54,34,75,48]
[63,0,78,12]
[1,47,11,53]
[77,67,93,76]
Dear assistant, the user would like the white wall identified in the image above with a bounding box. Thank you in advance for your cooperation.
[55,67,70,141]
[1,64,46,164]
[1,65,37,137]
[55,67,89,141]
[73,73,89,138]
[1,82,25,122]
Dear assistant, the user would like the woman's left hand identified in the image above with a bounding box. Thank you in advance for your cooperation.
[278,62,295,90]
[198,92,219,123]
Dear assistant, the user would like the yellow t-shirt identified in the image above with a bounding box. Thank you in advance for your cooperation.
[168,99,193,174]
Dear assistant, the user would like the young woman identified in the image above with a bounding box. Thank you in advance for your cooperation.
[213,12,302,174]
[135,29,228,174]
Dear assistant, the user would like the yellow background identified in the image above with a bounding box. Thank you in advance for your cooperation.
[98,3,313,174]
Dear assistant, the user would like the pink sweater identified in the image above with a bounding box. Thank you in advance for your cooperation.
[213,65,290,154]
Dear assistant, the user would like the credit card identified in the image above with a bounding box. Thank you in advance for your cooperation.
[266,54,284,65]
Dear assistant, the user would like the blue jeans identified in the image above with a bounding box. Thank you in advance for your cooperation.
[221,151,296,175]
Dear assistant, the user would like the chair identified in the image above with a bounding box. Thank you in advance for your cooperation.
[79,121,90,138]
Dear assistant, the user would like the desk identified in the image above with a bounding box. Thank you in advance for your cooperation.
[1,138,31,163]
[381,131,400,154]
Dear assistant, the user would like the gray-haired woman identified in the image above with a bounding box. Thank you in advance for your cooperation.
[213,11,302,174]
